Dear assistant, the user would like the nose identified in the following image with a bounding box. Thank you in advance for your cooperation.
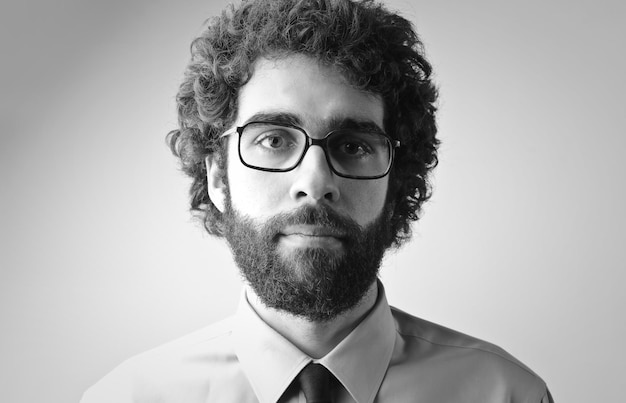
[288,145,340,203]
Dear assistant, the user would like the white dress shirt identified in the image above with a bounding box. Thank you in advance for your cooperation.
[81,282,553,402]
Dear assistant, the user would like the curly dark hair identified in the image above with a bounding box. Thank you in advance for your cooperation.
[167,0,439,247]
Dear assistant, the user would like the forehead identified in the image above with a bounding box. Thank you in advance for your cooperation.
[235,54,384,132]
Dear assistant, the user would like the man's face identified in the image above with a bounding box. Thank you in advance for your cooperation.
[208,54,391,320]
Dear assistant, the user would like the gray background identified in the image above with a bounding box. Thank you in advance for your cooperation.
[1,0,624,402]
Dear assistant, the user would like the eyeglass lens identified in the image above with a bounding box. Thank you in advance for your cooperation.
[238,123,392,177]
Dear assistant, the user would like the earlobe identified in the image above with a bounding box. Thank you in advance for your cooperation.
[205,155,226,213]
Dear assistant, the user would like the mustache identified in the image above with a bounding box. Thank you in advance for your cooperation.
[260,205,362,238]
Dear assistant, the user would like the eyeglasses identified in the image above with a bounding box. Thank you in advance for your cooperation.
[221,121,400,179]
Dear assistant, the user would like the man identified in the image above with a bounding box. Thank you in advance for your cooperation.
[81,0,553,402]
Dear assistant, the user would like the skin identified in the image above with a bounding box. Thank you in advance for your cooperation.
[206,54,389,357]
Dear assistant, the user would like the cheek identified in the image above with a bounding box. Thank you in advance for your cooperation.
[223,141,266,216]
[226,165,287,217]
[343,179,389,226]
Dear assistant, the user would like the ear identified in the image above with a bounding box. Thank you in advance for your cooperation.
[205,154,226,213]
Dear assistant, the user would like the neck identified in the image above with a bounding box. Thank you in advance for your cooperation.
[245,281,379,359]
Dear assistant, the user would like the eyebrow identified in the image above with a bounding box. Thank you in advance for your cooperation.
[327,117,386,135]
[242,112,385,135]
[243,112,302,127]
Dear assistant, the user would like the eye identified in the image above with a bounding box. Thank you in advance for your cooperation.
[254,130,297,151]
[340,141,372,156]
[331,133,375,158]
[260,134,286,148]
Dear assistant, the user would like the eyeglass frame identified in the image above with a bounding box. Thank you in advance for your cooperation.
[220,121,401,180]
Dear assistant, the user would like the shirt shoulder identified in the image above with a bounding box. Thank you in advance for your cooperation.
[387,306,550,403]
[391,306,534,371]
[80,316,253,403]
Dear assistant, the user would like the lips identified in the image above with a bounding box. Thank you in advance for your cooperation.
[280,225,346,238]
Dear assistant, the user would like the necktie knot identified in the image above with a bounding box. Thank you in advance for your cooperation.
[298,363,333,403]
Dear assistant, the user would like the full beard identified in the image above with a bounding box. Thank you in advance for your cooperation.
[222,200,393,322]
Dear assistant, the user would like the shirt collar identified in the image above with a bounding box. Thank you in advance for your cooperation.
[232,281,396,403]
[232,289,310,403]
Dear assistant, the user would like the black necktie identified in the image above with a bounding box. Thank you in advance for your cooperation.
[298,363,333,403]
